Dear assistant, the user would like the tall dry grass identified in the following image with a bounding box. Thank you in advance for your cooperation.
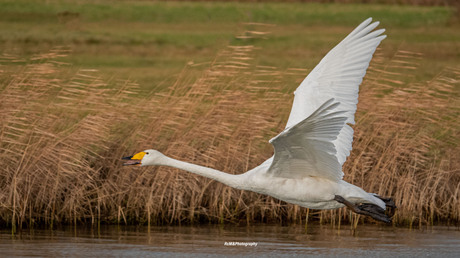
[0,24,458,230]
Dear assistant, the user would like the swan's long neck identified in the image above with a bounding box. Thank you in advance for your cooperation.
[160,156,247,189]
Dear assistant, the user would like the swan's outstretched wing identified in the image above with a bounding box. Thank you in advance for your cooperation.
[285,18,386,166]
[268,99,346,181]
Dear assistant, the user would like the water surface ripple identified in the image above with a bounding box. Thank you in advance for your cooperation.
[1,224,459,257]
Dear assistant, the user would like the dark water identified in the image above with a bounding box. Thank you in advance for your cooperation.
[1,224,459,257]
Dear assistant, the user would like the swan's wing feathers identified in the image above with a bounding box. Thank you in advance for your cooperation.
[285,18,385,166]
[268,99,347,181]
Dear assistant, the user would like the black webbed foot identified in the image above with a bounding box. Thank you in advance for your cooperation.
[334,195,392,224]
[373,194,397,217]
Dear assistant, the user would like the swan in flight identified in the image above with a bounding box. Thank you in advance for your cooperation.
[123,18,396,223]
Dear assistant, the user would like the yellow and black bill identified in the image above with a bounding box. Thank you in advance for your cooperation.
[122,151,146,166]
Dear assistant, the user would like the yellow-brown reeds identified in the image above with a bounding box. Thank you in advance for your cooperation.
[0,26,458,229]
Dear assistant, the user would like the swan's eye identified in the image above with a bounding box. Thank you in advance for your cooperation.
[145,152,149,155]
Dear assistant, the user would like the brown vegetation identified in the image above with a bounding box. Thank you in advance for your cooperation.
[0,24,458,231]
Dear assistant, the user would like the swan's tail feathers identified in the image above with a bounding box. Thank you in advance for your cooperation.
[334,195,396,224]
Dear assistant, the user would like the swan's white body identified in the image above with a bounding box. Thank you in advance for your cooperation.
[124,18,389,216]
[153,153,383,210]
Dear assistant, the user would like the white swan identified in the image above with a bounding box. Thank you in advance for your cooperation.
[123,18,396,223]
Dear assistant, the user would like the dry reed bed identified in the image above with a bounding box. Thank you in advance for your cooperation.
[0,25,459,229]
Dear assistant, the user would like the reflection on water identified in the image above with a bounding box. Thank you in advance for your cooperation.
[1,224,459,257]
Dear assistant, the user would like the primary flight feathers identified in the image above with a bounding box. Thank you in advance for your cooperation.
[285,17,386,167]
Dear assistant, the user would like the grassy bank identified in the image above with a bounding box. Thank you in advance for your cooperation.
[0,1,459,229]
[0,1,458,87]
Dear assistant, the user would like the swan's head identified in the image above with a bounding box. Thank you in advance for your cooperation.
[122,149,166,166]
